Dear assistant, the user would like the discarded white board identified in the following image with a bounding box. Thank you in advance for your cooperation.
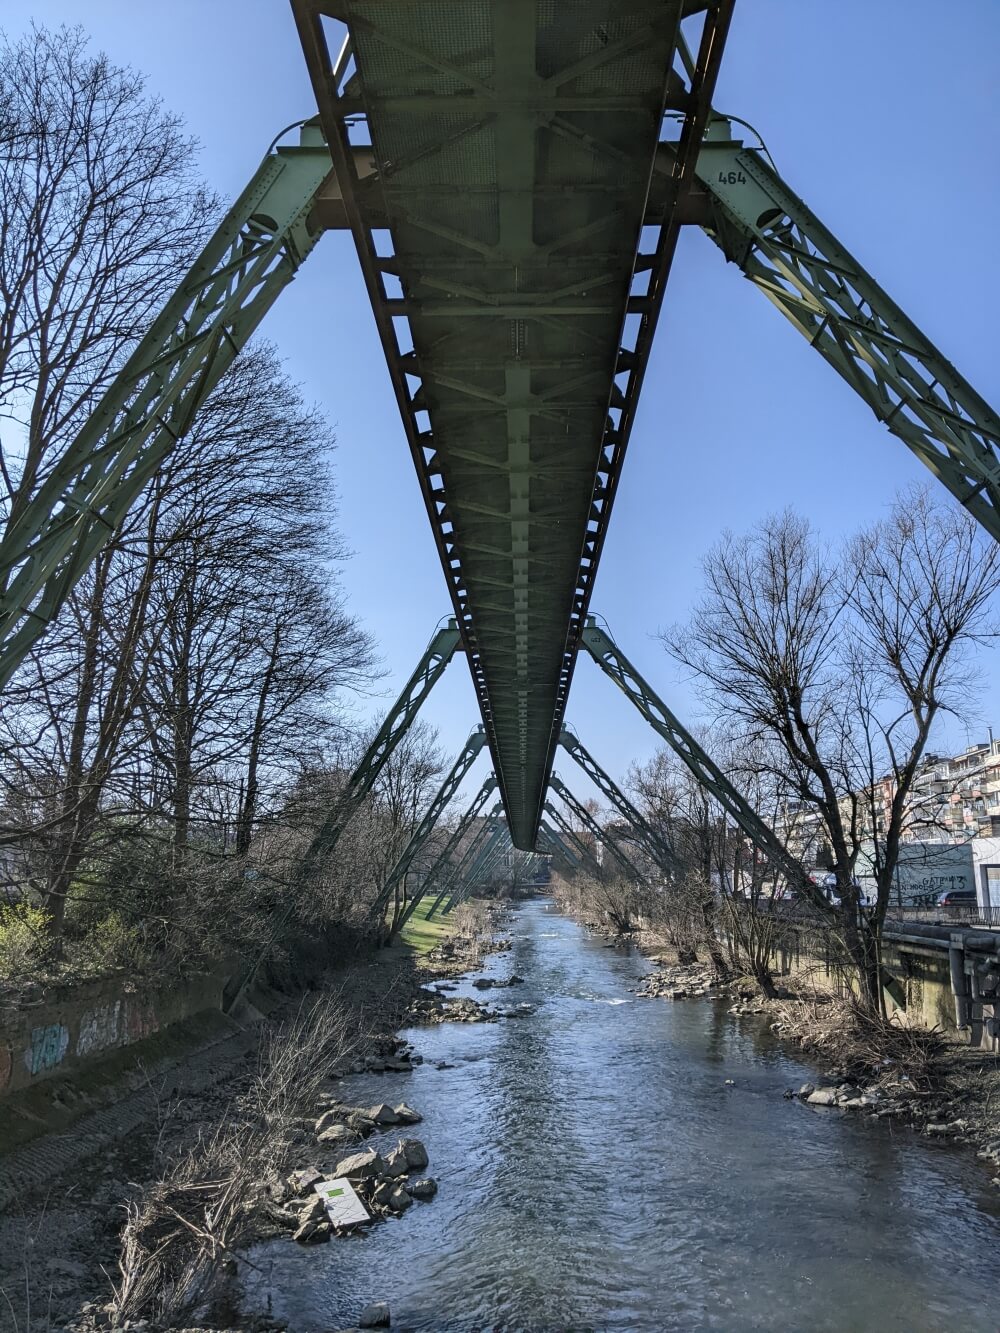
[314,1176,371,1228]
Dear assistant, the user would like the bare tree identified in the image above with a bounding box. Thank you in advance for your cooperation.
[668,489,1000,1013]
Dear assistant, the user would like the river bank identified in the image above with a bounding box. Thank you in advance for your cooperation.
[233,896,1000,1332]
[0,906,505,1333]
[583,913,1000,1186]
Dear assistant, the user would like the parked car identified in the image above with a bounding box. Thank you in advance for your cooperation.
[935,889,978,908]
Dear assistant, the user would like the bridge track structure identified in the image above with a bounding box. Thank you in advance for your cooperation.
[293,0,733,847]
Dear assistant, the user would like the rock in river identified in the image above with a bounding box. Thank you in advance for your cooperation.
[388,1186,412,1213]
[394,1102,423,1124]
[401,1138,429,1170]
[409,1177,438,1200]
[359,1301,391,1328]
[366,1102,401,1125]
[334,1149,386,1180]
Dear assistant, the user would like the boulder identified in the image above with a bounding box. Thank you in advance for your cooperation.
[371,1178,395,1207]
[288,1167,324,1196]
[473,977,496,989]
[383,1147,411,1178]
[318,1123,356,1146]
[388,1186,412,1213]
[359,1301,391,1328]
[366,1103,401,1126]
[408,1177,438,1201]
[333,1150,386,1180]
[797,1083,815,1099]
[401,1138,429,1170]
[806,1087,840,1107]
[393,1102,423,1125]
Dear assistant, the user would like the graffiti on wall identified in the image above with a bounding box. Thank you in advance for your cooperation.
[76,1000,122,1058]
[23,1023,69,1076]
[123,996,159,1044]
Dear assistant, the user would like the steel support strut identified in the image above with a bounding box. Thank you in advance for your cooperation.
[389,774,497,936]
[0,125,341,689]
[549,774,643,881]
[373,727,488,918]
[557,726,677,875]
[543,801,603,879]
[426,805,502,919]
[579,618,826,906]
[538,821,583,872]
[444,825,512,914]
[679,125,1000,541]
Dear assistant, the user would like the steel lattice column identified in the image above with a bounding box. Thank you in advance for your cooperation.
[580,618,832,914]
[558,726,677,875]
[390,775,497,937]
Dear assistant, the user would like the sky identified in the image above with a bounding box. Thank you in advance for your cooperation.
[7,1,1000,820]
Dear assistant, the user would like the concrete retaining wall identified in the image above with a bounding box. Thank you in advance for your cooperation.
[0,970,226,1099]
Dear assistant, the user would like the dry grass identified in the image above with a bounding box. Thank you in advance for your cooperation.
[109,989,362,1325]
[771,990,946,1090]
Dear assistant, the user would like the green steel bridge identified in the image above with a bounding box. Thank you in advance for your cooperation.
[3,1,1000,926]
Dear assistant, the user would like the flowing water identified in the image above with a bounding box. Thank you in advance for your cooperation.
[245,899,1000,1332]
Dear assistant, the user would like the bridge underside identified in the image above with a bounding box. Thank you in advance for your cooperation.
[295,0,730,846]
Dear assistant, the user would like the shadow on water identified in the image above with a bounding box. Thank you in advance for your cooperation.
[243,899,1000,1332]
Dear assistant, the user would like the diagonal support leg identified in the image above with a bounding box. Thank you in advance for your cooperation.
[580,617,821,903]
[559,725,677,876]
[549,773,643,881]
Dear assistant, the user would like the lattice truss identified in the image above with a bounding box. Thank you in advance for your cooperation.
[295,0,731,845]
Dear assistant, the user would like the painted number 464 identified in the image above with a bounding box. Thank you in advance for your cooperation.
[718,170,747,185]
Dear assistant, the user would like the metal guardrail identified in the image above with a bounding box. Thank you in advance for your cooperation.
[886,904,1000,930]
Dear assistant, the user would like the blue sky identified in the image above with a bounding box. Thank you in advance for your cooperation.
[8,1,1000,817]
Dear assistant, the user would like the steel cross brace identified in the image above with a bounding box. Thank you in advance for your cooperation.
[549,774,643,881]
[444,825,512,915]
[538,821,583,872]
[440,821,506,916]
[372,726,488,917]
[543,801,604,880]
[678,126,1000,542]
[558,726,677,876]
[389,774,497,937]
[426,806,502,919]
[579,618,826,908]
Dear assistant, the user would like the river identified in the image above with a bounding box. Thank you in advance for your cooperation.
[245,898,1000,1332]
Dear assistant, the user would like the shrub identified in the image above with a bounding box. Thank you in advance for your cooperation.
[0,903,54,985]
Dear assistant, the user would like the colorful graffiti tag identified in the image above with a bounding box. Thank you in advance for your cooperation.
[23,1023,69,1076]
[76,1000,122,1057]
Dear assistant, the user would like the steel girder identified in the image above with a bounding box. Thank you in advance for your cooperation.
[292,0,733,849]
[549,774,643,881]
[579,618,835,913]
[444,824,512,914]
[558,725,677,875]
[372,726,487,916]
[390,774,497,936]
[0,126,343,690]
[426,805,502,918]
[538,821,583,872]
[675,126,1000,540]
[543,800,603,879]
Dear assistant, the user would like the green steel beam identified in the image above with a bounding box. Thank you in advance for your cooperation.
[558,725,678,875]
[543,800,604,880]
[538,821,583,872]
[0,125,343,690]
[444,825,512,914]
[680,124,1000,541]
[294,0,734,849]
[372,726,488,916]
[549,774,644,881]
[389,773,497,937]
[580,618,832,914]
[440,821,506,914]
[426,805,502,919]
